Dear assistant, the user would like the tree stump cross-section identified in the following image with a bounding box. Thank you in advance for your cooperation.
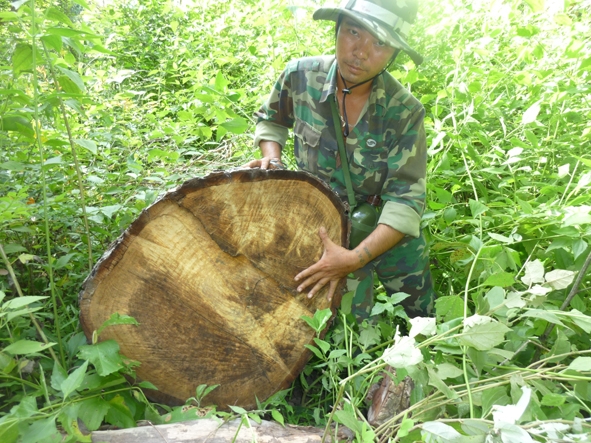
[79,169,349,409]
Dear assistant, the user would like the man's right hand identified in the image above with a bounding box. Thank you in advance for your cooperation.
[242,157,284,170]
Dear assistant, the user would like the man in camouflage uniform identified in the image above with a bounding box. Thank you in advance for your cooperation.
[245,0,434,320]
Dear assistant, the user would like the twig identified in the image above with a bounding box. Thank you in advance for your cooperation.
[537,250,591,356]
[0,244,60,365]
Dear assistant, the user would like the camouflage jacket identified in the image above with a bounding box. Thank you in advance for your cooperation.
[254,56,426,238]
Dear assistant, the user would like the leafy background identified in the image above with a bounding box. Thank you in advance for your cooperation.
[1,0,590,442]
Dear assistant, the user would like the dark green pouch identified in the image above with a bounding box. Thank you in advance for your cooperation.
[349,202,381,249]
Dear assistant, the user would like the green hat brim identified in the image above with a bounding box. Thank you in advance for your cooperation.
[313,7,424,66]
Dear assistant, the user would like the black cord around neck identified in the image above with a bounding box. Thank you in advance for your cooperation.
[338,70,374,137]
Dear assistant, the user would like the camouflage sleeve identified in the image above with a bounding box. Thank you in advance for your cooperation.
[378,106,427,238]
[253,64,296,149]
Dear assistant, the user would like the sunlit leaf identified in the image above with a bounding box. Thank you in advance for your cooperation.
[4,340,56,355]
[75,139,97,155]
[544,269,575,290]
[459,321,510,351]
[522,100,542,125]
[12,44,32,76]
[78,340,125,376]
[521,259,545,286]
[61,361,89,399]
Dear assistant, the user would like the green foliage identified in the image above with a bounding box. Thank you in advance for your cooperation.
[1,0,591,441]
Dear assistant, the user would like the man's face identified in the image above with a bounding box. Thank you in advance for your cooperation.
[336,17,397,85]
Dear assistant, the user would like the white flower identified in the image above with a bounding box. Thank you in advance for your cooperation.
[382,336,423,368]
[409,317,436,338]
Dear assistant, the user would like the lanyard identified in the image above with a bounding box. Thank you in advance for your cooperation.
[330,97,357,211]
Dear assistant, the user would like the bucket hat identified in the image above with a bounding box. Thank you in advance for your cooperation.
[313,0,424,65]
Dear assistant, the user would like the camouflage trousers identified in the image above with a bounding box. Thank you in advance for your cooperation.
[346,230,435,321]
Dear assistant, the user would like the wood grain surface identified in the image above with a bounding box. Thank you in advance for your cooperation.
[79,169,348,409]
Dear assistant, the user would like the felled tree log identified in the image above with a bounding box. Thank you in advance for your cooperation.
[79,169,348,409]
[91,418,352,443]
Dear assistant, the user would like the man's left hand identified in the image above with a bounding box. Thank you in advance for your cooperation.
[294,226,358,301]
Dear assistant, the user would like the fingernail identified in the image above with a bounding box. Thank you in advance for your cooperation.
[297,286,302,292]
[307,293,313,298]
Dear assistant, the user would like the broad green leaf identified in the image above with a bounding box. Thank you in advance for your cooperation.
[555,309,591,333]
[78,340,124,376]
[12,44,33,75]
[40,34,63,52]
[520,309,566,327]
[421,421,462,440]
[461,419,491,436]
[304,344,324,360]
[220,117,249,135]
[229,405,248,415]
[334,410,362,433]
[481,386,510,418]
[0,416,19,443]
[398,418,414,437]
[0,161,26,171]
[0,12,19,21]
[435,363,464,380]
[572,239,588,260]
[54,253,76,269]
[521,260,545,286]
[4,340,56,355]
[214,71,229,91]
[301,308,332,333]
[469,199,488,217]
[57,67,86,93]
[78,397,110,431]
[10,0,29,10]
[72,0,90,8]
[99,204,122,218]
[567,357,591,372]
[51,360,68,391]
[105,395,135,429]
[488,232,512,244]
[492,386,531,426]
[427,367,458,399]
[3,296,47,310]
[497,422,534,443]
[522,100,541,124]
[45,7,74,26]
[0,115,34,138]
[75,139,97,155]
[97,313,139,338]
[409,317,436,338]
[43,156,63,166]
[20,417,61,443]
[459,322,510,351]
[483,272,514,288]
[18,253,35,264]
[544,269,575,290]
[61,361,89,399]
[435,295,464,322]
[138,380,158,390]
[313,338,330,354]
[271,409,284,426]
[46,27,101,38]
[541,393,566,406]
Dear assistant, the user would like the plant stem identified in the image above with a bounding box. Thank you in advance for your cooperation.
[0,244,60,365]
[41,42,94,273]
[537,250,591,356]
[29,0,66,369]
[461,245,483,419]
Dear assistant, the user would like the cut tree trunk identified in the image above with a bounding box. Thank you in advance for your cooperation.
[79,169,348,409]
